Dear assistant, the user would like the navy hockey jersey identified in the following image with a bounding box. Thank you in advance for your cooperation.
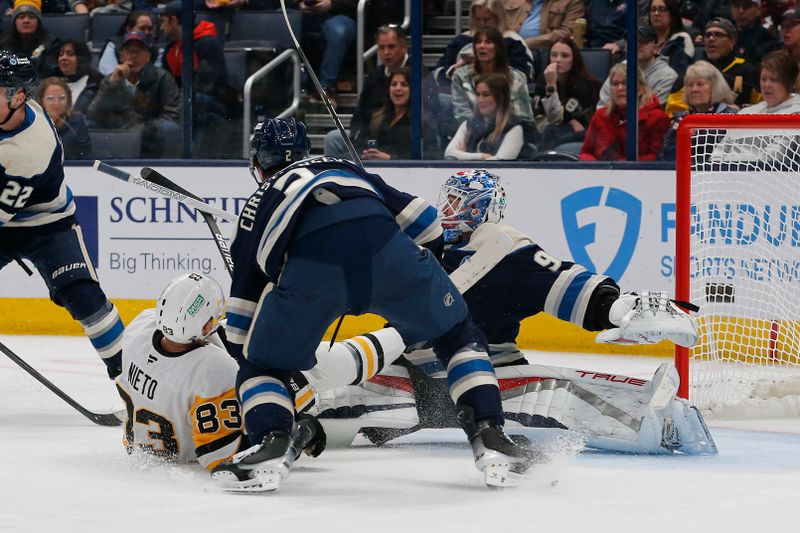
[225,157,442,352]
[0,101,73,228]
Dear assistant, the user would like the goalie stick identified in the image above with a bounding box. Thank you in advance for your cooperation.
[0,341,125,427]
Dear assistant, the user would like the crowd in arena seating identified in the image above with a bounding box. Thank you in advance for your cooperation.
[3,0,800,160]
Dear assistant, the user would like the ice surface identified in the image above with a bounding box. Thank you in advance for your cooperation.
[2,336,799,532]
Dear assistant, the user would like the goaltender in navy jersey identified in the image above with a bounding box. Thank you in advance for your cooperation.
[0,100,74,228]
[226,156,442,354]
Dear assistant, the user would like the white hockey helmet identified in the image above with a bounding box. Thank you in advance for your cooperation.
[156,272,225,344]
[437,169,506,243]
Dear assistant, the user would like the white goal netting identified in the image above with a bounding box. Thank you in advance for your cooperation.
[687,126,800,417]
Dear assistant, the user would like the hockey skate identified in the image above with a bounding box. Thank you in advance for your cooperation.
[211,417,323,493]
[596,291,699,348]
[457,406,535,488]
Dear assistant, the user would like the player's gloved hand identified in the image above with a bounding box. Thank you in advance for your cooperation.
[296,413,327,458]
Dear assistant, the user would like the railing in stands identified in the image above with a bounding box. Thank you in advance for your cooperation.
[356,0,411,93]
[242,49,302,158]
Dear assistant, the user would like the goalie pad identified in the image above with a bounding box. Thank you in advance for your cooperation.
[310,362,717,455]
[596,291,699,348]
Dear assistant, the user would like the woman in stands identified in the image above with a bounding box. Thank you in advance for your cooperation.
[434,0,533,91]
[451,27,532,125]
[649,0,694,77]
[97,10,155,75]
[658,60,736,161]
[353,67,436,160]
[2,0,52,62]
[738,49,800,114]
[36,77,93,160]
[579,62,669,161]
[445,72,524,160]
[531,37,600,151]
[41,39,104,115]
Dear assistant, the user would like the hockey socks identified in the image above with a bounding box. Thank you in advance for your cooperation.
[76,299,124,379]
[237,363,295,445]
[446,345,504,424]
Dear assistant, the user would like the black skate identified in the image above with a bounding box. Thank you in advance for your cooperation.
[457,406,534,488]
[211,431,292,493]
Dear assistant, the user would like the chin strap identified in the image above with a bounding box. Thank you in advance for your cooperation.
[0,97,24,127]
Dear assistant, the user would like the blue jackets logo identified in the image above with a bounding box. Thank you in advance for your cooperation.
[561,187,641,279]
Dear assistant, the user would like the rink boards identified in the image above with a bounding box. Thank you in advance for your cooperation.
[0,164,680,355]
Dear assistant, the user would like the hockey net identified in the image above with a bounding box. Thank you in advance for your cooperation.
[675,114,800,418]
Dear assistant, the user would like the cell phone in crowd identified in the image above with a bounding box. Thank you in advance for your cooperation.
[367,139,378,149]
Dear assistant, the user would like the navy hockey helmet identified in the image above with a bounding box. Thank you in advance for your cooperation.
[249,117,311,182]
[0,50,38,101]
[437,169,506,243]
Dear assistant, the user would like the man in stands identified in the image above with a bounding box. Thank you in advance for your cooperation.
[730,0,780,64]
[701,17,761,109]
[158,0,231,158]
[780,7,800,59]
[87,31,180,158]
[323,24,439,158]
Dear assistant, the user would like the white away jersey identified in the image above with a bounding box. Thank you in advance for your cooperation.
[115,309,243,470]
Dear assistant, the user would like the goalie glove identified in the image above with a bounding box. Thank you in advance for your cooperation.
[595,291,699,347]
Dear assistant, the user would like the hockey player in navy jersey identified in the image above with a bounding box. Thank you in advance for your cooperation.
[0,50,124,379]
[309,170,716,456]
[210,119,532,492]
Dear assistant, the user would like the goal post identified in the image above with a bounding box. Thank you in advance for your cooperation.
[675,113,800,416]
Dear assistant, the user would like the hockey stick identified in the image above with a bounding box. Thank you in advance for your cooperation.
[278,0,363,167]
[92,161,238,222]
[0,340,125,427]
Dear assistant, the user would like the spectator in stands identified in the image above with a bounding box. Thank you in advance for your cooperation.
[451,27,532,124]
[353,67,435,160]
[36,77,92,159]
[158,1,230,157]
[685,0,731,39]
[730,0,780,64]
[87,31,180,158]
[598,26,678,110]
[434,0,533,92]
[584,0,626,60]
[691,17,762,113]
[193,0,277,11]
[649,0,694,78]
[2,0,52,61]
[2,0,89,14]
[44,40,103,114]
[739,49,800,113]
[324,25,440,158]
[97,10,155,75]
[580,63,669,161]
[294,0,357,107]
[780,7,800,58]
[658,60,737,160]
[531,37,600,151]
[445,72,524,160]
[503,0,584,50]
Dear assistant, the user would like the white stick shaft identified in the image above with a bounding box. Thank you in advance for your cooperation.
[92,160,238,222]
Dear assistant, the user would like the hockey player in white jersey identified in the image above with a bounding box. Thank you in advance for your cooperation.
[309,170,716,456]
[116,272,408,470]
[0,50,124,379]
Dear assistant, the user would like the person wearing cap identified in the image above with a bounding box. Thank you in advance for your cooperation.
[700,17,761,109]
[730,0,780,64]
[158,0,230,157]
[1,0,87,15]
[780,7,800,58]
[87,31,180,158]
[1,0,52,60]
[597,25,678,112]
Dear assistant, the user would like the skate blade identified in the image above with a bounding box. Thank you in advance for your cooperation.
[211,470,282,493]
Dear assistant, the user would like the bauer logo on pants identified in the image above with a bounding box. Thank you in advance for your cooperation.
[561,187,642,280]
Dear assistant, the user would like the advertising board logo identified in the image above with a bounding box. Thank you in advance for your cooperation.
[561,187,641,279]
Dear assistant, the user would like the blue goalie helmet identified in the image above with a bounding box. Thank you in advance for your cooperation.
[249,117,311,182]
[437,169,506,243]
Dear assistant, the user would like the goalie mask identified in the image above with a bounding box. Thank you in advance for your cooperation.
[156,273,225,344]
[437,170,506,243]
[249,117,311,183]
